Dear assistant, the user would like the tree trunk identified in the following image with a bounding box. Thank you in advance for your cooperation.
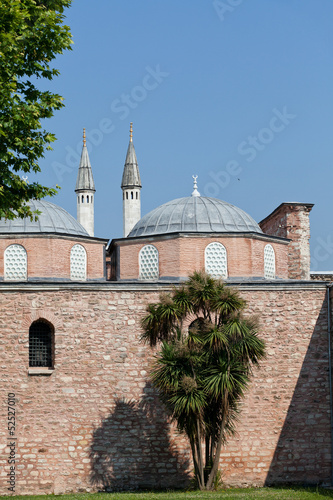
[206,401,228,490]
[195,419,205,489]
[205,435,210,483]
[189,436,201,488]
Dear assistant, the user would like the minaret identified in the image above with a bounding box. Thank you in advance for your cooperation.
[121,123,142,237]
[75,128,96,236]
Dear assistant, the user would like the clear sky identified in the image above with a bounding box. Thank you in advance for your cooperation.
[37,0,333,271]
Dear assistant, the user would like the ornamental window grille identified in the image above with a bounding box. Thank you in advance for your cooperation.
[264,244,276,279]
[4,244,27,281]
[70,244,87,280]
[205,242,228,279]
[139,245,159,280]
[29,320,53,368]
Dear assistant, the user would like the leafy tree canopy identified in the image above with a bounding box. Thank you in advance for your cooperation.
[141,271,266,490]
[0,0,72,220]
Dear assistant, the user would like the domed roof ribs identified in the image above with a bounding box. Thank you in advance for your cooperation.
[180,196,196,232]
[121,123,142,189]
[75,129,96,193]
[199,197,215,232]
[128,195,262,237]
[0,200,89,236]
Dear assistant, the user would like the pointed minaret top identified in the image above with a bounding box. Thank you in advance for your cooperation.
[121,123,142,189]
[75,128,96,192]
[191,175,200,197]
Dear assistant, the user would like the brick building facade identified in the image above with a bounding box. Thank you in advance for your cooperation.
[0,131,332,494]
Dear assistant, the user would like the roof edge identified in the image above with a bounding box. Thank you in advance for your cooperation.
[260,202,314,225]
[107,230,290,251]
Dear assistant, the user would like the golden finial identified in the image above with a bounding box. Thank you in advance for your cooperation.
[130,122,133,142]
[83,128,86,147]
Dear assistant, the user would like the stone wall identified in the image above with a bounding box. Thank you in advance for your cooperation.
[0,282,330,494]
[311,273,333,282]
[259,203,313,280]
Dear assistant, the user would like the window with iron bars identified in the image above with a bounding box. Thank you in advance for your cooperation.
[29,320,53,368]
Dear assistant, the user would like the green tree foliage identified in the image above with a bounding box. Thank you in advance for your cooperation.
[141,271,266,490]
[0,0,72,220]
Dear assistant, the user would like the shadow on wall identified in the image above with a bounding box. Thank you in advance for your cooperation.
[265,298,331,486]
[89,383,191,491]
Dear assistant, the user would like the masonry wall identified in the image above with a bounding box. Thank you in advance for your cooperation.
[260,203,313,280]
[0,283,330,494]
[115,235,289,280]
[0,237,105,280]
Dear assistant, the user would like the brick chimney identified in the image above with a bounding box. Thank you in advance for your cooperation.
[259,203,314,280]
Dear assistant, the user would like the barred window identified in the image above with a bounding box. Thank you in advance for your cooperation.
[4,244,27,281]
[205,242,228,279]
[264,244,276,279]
[70,244,87,280]
[139,245,159,280]
[29,320,54,368]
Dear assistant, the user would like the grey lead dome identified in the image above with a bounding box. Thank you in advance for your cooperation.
[128,196,263,237]
[0,200,89,236]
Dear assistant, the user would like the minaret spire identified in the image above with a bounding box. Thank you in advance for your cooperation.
[121,123,142,237]
[75,128,96,236]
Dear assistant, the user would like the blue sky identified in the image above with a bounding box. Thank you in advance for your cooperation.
[37,0,333,271]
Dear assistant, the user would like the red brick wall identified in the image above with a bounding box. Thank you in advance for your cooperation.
[0,283,330,494]
[0,237,105,280]
[260,204,313,280]
[115,236,288,280]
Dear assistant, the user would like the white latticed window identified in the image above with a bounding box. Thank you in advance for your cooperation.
[264,244,275,279]
[205,242,228,279]
[139,245,159,280]
[4,244,27,281]
[70,244,87,280]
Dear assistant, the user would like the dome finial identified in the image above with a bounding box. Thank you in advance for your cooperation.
[192,175,200,197]
[83,128,86,147]
[130,122,133,142]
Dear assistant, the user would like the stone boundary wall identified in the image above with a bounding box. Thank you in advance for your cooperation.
[311,273,333,282]
[0,283,330,494]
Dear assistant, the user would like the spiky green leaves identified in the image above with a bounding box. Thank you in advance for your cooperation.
[141,270,266,490]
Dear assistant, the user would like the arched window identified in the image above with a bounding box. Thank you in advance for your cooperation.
[81,195,84,203]
[264,244,275,279]
[136,192,138,200]
[126,192,128,200]
[70,244,87,280]
[188,318,206,335]
[131,191,134,199]
[4,244,27,281]
[78,196,80,203]
[87,195,89,203]
[29,319,54,368]
[139,245,159,280]
[205,242,228,279]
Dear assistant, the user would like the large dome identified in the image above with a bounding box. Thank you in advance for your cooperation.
[0,199,89,237]
[128,196,262,237]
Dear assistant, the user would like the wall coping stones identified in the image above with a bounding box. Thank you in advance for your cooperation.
[0,280,328,292]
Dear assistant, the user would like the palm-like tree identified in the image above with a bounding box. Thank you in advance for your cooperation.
[141,271,265,490]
